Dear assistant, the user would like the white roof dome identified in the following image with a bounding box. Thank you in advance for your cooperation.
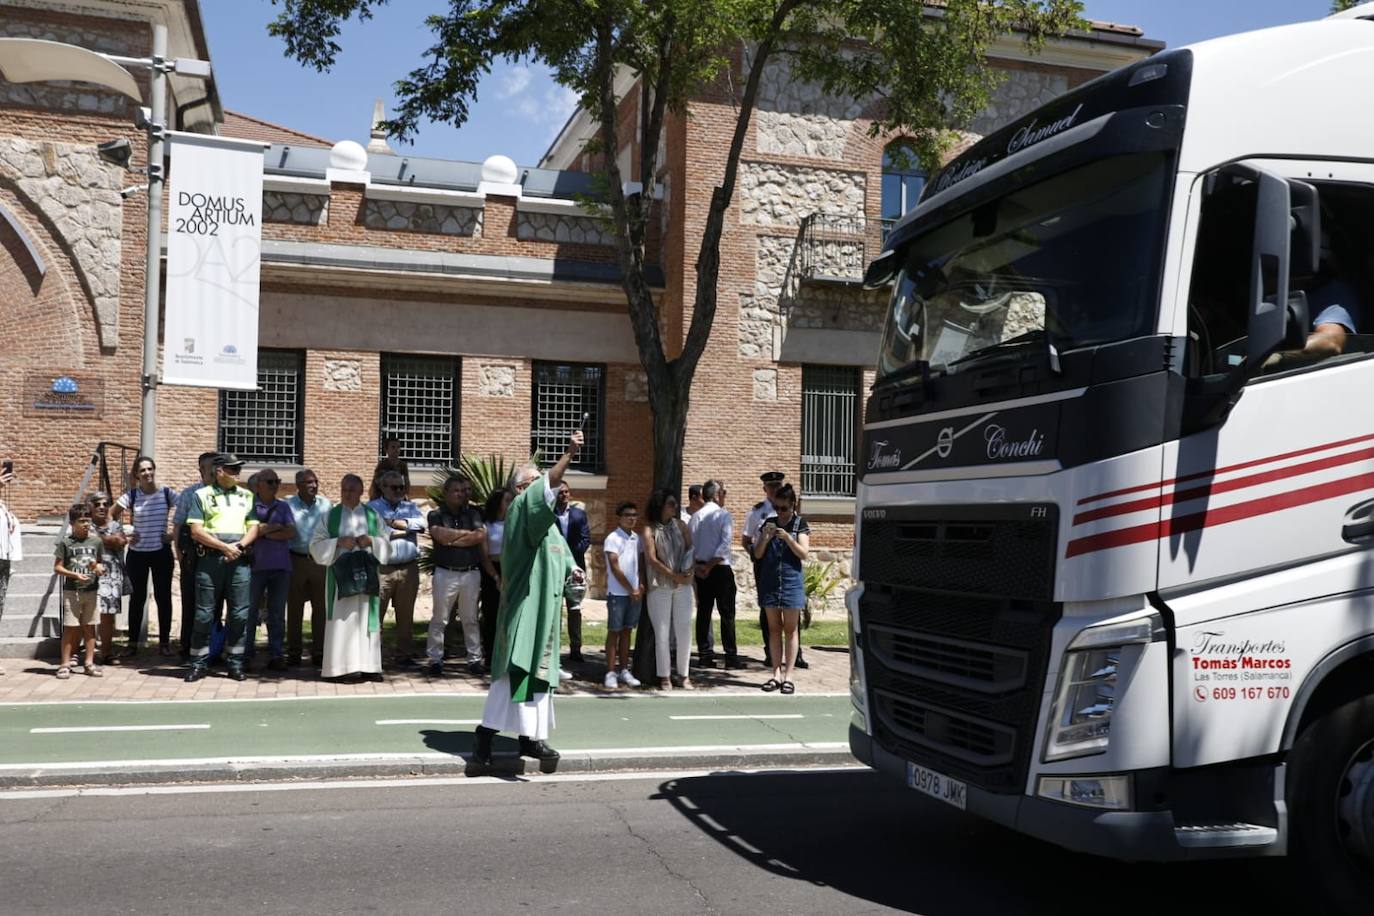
[329,139,368,172]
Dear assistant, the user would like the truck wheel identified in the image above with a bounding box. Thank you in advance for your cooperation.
[1289,695,1374,915]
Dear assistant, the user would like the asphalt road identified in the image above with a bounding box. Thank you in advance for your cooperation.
[0,769,1306,915]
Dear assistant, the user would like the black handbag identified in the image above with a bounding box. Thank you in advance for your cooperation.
[332,550,380,598]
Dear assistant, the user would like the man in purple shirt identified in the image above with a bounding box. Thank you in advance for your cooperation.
[246,470,296,673]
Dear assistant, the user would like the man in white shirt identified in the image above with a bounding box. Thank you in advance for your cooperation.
[602,502,643,689]
[689,479,741,669]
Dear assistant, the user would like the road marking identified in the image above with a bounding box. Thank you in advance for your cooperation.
[0,764,866,800]
[374,719,481,726]
[29,724,211,735]
[0,741,850,772]
[669,715,805,721]
[0,691,852,708]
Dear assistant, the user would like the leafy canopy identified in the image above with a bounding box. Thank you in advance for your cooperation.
[269,0,1086,171]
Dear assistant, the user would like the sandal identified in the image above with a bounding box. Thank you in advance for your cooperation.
[779,680,795,695]
[55,666,72,680]
[84,664,103,677]
[680,678,695,690]
[761,678,781,692]
[659,678,673,690]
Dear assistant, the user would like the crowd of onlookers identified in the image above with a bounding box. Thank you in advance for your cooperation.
[0,441,814,694]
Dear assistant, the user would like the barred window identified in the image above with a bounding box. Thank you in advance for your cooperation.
[801,366,859,498]
[380,354,459,467]
[531,362,605,473]
[217,349,304,464]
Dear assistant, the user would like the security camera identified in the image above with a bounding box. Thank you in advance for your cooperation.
[120,184,148,200]
[96,138,133,168]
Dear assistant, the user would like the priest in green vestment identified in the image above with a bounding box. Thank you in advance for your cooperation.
[475,430,584,769]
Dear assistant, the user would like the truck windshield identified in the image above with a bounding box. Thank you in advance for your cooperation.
[877,152,1174,383]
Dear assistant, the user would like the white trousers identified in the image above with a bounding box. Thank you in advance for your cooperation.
[481,674,555,740]
[648,583,693,678]
[430,567,481,663]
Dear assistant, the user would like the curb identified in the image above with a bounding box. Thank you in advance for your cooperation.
[0,744,856,789]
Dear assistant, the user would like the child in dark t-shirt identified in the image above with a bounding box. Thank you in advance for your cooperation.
[53,504,106,679]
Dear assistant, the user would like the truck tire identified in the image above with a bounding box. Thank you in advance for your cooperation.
[1289,694,1374,915]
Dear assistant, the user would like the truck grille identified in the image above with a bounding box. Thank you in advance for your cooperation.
[858,505,1060,794]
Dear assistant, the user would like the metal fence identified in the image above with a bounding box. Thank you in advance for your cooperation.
[801,365,859,497]
[380,354,459,467]
[531,362,604,472]
[218,349,304,464]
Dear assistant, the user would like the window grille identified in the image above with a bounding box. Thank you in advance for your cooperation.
[217,349,304,464]
[380,354,459,467]
[801,365,859,497]
[531,362,605,472]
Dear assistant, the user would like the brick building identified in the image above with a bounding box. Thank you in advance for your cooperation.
[0,0,1160,605]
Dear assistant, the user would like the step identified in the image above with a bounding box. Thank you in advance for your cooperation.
[0,636,61,660]
[1174,823,1278,848]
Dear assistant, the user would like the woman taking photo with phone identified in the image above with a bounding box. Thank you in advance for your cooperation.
[752,483,809,695]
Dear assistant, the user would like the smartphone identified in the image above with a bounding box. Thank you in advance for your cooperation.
[1,459,11,476]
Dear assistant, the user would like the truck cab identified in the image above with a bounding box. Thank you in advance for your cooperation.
[847,8,1374,911]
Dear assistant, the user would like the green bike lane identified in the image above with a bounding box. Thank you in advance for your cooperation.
[0,692,852,772]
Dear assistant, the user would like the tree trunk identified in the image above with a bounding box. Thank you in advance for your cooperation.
[649,362,689,496]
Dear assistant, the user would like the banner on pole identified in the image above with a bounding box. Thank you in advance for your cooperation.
[163,133,267,390]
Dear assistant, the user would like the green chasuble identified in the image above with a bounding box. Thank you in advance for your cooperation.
[490,475,574,702]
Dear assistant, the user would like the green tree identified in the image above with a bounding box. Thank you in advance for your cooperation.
[1331,0,1362,11]
[269,0,1084,492]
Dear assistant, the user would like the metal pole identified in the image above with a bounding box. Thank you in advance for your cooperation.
[138,23,167,461]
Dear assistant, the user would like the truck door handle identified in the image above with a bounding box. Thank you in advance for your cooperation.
[1342,498,1374,545]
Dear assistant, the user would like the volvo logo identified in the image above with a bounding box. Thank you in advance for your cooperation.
[935,426,955,459]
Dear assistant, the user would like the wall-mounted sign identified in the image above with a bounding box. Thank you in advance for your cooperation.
[22,372,104,419]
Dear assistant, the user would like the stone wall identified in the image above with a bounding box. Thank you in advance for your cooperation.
[517,210,614,246]
[0,138,123,349]
[362,198,480,236]
[738,162,866,227]
[754,57,865,161]
[746,233,884,348]
[969,67,1072,137]
[263,191,327,226]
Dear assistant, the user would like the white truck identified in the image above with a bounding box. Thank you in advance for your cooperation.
[847,6,1374,912]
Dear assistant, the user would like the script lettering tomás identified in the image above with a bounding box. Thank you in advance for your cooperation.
[867,440,903,470]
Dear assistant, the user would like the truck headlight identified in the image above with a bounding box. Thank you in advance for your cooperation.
[1042,615,1158,763]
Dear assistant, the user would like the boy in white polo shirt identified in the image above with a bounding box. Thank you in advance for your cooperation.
[602,502,642,689]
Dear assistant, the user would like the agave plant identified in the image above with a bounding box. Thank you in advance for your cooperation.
[801,560,842,629]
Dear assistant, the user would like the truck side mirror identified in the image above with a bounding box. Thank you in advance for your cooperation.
[1242,165,1292,374]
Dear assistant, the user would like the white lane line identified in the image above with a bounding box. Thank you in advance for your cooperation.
[0,765,867,800]
[374,719,481,726]
[0,691,852,708]
[669,715,804,721]
[0,741,850,772]
[29,724,211,735]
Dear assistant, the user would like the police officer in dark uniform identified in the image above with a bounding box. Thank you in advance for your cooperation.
[743,471,806,669]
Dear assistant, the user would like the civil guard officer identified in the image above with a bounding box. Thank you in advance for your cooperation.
[742,471,806,669]
[184,453,261,682]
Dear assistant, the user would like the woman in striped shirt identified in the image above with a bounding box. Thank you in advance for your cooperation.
[113,456,177,657]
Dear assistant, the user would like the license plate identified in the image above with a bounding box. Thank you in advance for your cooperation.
[906,761,967,810]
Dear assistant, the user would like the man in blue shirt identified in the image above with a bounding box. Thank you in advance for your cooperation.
[285,468,331,667]
[367,470,426,667]
[1267,276,1364,370]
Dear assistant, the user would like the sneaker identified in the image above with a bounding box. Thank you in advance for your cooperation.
[558,668,574,681]
[603,671,619,689]
[426,661,444,678]
[567,650,584,663]
[466,660,486,677]
[618,669,641,688]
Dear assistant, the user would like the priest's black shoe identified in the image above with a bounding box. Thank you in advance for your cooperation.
[472,725,496,767]
[184,666,207,683]
[518,737,560,761]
